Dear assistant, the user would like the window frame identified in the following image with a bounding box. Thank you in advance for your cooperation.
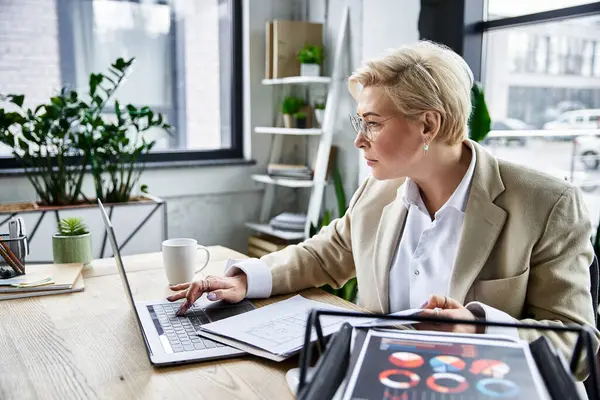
[473,2,600,80]
[0,0,243,170]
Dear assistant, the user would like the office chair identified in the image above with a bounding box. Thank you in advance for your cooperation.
[584,254,599,398]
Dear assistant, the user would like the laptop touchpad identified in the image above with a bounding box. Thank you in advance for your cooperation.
[203,300,255,322]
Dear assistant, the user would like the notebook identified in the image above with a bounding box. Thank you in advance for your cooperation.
[0,263,83,293]
[0,274,85,300]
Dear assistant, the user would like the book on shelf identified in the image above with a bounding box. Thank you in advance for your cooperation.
[265,21,274,79]
[247,245,270,259]
[270,20,323,78]
[248,234,290,254]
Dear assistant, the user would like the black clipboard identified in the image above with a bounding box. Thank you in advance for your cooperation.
[296,310,599,400]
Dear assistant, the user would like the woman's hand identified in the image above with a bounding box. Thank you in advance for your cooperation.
[415,294,483,334]
[167,274,248,316]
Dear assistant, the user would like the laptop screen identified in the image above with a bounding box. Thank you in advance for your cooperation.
[98,200,141,314]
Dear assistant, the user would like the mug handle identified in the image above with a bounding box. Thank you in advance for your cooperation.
[194,245,211,274]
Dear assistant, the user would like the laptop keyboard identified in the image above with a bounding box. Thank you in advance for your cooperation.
[152,303,225,353]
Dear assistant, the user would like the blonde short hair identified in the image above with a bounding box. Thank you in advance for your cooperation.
[348,41,474,145]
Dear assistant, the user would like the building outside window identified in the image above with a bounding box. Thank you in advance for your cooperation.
[0,0,242,164]
[482,0,600,225]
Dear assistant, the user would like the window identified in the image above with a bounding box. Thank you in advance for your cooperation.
[0,0,242,167]
[478,1,600,227]
[487,0,599,20]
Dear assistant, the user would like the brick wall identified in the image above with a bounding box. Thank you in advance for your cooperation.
[0,0,62,106]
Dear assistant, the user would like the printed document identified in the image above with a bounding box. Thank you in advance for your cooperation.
[198,295,368,358]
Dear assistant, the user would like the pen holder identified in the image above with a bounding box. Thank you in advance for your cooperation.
[0,234,27,279]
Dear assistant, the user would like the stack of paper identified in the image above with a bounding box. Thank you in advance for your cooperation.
[0,263,85,300]
[269,213,307,232]
[197,295,370,361]
[267,164,313,180]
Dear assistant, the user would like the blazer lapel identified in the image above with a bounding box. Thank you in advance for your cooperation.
[448,141,507,304]
[372,185,408,314]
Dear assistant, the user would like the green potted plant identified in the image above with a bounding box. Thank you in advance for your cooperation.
[314,100,326,127]
[294,111,307,129]
[0,57,171,206]
[281,96,304,128]
[469,82,492,143]
[52,217,93,266]
[297,44,324,77]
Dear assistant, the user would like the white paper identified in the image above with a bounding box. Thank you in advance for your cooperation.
[355,308,423,328]
[198,295,364,356]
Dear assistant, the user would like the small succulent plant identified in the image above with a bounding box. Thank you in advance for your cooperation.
[57,217,89,236]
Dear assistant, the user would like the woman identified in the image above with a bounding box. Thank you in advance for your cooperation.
[169,41,598,379]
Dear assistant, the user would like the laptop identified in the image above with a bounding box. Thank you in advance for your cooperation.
[97,199,255,366]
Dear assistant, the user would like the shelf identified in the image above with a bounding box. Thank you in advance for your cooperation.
[252,174,314,188]
[261,76,332,85]
[245,222,306,241]
[254,127,323,135]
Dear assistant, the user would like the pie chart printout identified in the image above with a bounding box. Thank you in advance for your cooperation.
[429,356,466,373]
[470,359,511,378]
[344,332,547,399]
[389,352,425,369]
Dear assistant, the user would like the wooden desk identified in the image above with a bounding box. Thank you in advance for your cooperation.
[0,246,360,400]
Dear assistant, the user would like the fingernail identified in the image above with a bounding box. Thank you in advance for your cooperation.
[176,301,187,315]
[207,293,217,300]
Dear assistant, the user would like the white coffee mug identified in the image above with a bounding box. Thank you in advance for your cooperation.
[162,238,210,285]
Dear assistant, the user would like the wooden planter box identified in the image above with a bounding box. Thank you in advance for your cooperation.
[0,195,167,263]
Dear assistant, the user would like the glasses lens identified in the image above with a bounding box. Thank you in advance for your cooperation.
[350,115,370,140]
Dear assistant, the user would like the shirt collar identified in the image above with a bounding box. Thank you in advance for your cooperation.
[401,141,477,215]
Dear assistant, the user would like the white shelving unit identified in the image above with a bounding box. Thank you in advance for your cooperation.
[246,7,349,241]
[261,76,332,85]
[251,174,315,188]
[254,127,323,135]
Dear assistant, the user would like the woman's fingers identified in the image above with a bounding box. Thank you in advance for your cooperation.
[166,290,188,302]
[421,295,462,310]
[166,275,247,316]
[207,287,245,303]
[169,282,191,291]
[185,281,205,308]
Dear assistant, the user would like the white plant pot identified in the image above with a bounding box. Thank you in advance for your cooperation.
[315,109,325,127]
[300,63,321,77]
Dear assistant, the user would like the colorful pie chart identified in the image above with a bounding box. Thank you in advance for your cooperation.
[426,373,469,394]
[470,359,511,378]
[389,352,425,368]
[429,356,466,373]
[379,369,421,389]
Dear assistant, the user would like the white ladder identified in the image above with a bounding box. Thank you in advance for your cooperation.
[245,7,349,241]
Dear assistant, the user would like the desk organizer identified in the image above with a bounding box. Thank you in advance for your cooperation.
[0,234,27,278]
[297,310,600,400]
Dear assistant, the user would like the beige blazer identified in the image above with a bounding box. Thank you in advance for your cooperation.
[262,140,599,379]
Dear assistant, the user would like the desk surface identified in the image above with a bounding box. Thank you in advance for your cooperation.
[0,246,360,400]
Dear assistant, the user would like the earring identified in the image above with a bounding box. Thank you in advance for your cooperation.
[423,142,429,154]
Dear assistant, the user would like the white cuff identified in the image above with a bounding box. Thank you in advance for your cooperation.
[224,258,272,299]
[466,301,519,339]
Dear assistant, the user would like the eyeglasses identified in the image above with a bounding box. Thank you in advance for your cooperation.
[349,114,395,141]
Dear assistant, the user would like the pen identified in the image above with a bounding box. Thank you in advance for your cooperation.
[0,242,24,274]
